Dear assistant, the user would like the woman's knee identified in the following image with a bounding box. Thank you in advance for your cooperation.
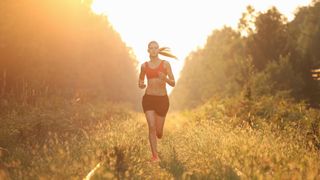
[156,132,163,139]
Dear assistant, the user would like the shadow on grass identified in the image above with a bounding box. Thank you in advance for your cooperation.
[159,147,240,180]
[159,147,185,179]
[180,159,241,180]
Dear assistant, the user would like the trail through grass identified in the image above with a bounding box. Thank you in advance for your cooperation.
[87,111,320,179]
[1,99,319,179]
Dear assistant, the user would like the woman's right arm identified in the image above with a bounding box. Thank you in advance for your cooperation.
[138,63,146,89]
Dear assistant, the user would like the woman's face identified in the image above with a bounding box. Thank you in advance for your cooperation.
[148,42,159,57]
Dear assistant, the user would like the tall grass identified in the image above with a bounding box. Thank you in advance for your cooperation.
[0,95,319,179]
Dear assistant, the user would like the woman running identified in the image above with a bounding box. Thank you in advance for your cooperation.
[138,41,176,162]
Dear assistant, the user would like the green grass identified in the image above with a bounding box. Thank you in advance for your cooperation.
[0,96,319,179]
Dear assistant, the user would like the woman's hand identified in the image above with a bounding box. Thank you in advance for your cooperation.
[139,83,146,89]
[138,80,146,89]
[158,72,167,81]
[159,71,175,86]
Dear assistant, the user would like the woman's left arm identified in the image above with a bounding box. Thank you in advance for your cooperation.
[162,61,175,87]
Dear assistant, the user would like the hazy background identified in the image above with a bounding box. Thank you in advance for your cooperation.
[91,0,312,94]
[1,0,320,179]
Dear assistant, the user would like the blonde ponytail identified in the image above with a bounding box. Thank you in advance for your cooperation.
[159,47,178,60]
[148,41,178,60]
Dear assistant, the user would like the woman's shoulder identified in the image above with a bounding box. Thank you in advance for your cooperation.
[162,60,171,68]
[141,61,149,68]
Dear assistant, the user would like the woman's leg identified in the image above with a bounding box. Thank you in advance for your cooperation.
[155,114,166,139]
[145,110,158,158]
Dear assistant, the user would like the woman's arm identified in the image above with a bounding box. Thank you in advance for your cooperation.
[138,63,146,89]
[160,61,175,87]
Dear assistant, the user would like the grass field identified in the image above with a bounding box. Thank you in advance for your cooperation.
[0,96,319,179]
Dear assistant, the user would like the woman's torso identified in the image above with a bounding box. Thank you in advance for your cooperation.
[144,60,167,96]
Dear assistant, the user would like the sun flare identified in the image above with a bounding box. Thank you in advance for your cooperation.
[91,0,311,93]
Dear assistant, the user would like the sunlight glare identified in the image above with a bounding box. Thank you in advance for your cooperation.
[91,0,312,93]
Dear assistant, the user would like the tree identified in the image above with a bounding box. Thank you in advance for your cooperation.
[245,7,289,71]
[171,27,244,109]
[288,1,320,105]
[0,0,141,105]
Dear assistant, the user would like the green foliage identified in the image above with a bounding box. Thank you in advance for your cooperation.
[172,1,320,110]
[192,95,320,149]
[171,27,244,110]
[171,97,320,179]
[238,5,256,36]
[0,98,137,179]
[251,55,304,98]
[288,1,320,104]
[246,7,289,70]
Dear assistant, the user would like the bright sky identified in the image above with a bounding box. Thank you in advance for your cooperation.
[91,0,311,93]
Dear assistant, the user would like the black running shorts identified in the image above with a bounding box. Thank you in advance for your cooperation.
[142,94,169,117]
